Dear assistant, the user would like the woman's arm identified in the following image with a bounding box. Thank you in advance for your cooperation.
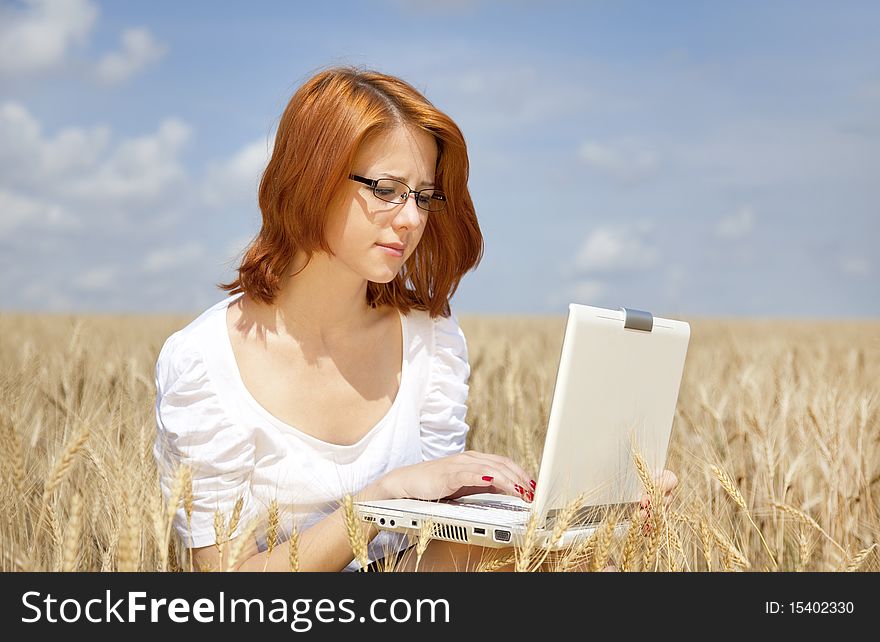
[192,450,536,572]
[191,476,392,572]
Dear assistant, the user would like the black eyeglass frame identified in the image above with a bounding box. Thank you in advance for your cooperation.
[348,174,447,212]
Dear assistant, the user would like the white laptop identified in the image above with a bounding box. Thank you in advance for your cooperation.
[356,304,691,550]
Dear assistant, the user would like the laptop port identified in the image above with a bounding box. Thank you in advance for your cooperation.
[379,518,385,525]
[494,529,511,542]
[389,520,395,527]
[473,527,486,536]
[363,515,376,522]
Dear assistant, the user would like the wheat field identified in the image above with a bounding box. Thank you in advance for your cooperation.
[1,309,878,572]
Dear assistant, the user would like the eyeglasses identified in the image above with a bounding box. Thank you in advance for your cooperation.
[348,174,447,212]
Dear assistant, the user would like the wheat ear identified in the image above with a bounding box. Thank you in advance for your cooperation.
[288,525,300,572]
[263,500,279,572]
[161,463,188,571]
[515,510,541,572]
[840,544,876,572]
[226,517,259,571]
[31,424,90,556]
[771,502,847,555]
[415,519,434,572]
[61,492,82,572]
[619,507,643,572]
[711,464,778,569]
[342,495,369,569]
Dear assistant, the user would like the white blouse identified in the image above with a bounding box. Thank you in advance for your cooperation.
[152,291,471,572]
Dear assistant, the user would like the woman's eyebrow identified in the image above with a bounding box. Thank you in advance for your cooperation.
[378,172,435,188]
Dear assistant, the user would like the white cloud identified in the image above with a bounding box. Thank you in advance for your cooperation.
[94,27,167,84]
[0,101,193,244]
[72,266,117,291]
[64,117,191,207]
[568,279,605,303]
[840,256,870,277]
[716,206,755,240]
[573,222,659,273]
[578,140,659,184]
[201,136,273,208]
[142,242,205,274]
[0,101,112,188]
[0,0,98,76]
[0,188,80,236]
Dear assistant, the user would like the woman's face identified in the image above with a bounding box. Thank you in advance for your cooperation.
[325,124,438,284]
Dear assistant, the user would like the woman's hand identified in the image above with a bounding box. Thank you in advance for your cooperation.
[378,450,537,504]
[638,469,678,535]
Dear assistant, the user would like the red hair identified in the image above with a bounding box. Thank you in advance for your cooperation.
[218,64,483,319]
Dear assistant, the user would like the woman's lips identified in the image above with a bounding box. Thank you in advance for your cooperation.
[376,244,404,257]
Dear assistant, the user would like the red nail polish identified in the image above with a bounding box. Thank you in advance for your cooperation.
[527,490,534,501]
[529,479,536,490]
[482,475,494,482]
[514,484,524,494]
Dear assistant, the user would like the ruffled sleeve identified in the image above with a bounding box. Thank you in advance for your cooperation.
[419,310,471,461]
[152,332,258,549]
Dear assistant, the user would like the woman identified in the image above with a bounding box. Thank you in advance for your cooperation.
[153,65,676,572]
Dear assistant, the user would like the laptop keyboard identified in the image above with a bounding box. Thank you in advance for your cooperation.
[418,499,533,525]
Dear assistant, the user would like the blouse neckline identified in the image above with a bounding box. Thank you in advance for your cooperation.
[216,292,409,451]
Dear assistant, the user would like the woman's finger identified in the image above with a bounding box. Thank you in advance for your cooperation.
[463,452,535,502]
[476,452,534,494]
[458,465,531,503]
[652,469,678,494]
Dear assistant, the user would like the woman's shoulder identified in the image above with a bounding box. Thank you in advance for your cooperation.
[156,293,240,389]
[402,305,466,351]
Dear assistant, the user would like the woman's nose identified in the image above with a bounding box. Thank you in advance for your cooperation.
[394,195,423,226]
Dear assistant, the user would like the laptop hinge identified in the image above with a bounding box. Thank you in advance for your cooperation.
[620,307,653,332]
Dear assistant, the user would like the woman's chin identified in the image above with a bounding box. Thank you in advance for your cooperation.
[366,269,400,284]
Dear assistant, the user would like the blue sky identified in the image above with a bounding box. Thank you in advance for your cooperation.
[1,0,877,318]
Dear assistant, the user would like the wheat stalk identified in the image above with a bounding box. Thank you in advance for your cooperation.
[61,492,82,572]
[590,514,617,572]
[711,526,750,570]
[797,527,812,572]
[1,414,26,495]
[838,543,875,572]
[161,463,188,571]
[665,522,686,571]
[31,423,90,556]
[288,525,300,572]
[771,502,847,555]
[515,510,541,572]
[117,487,141,572]
[530,492,586,570]
[558,524,599,572]
[699,519,713,572]
[632,451,657,498]
[225,496,244,542]
[619,508,643,572]
[213,508,225,556]
[415,519,434,571]
[711,464,778,569]
[846,545,876,572]
[226,517,259,571]
[182,467,193,572]
[477,553,516,572]
[263,499,279,572]
[342,494,369,569]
